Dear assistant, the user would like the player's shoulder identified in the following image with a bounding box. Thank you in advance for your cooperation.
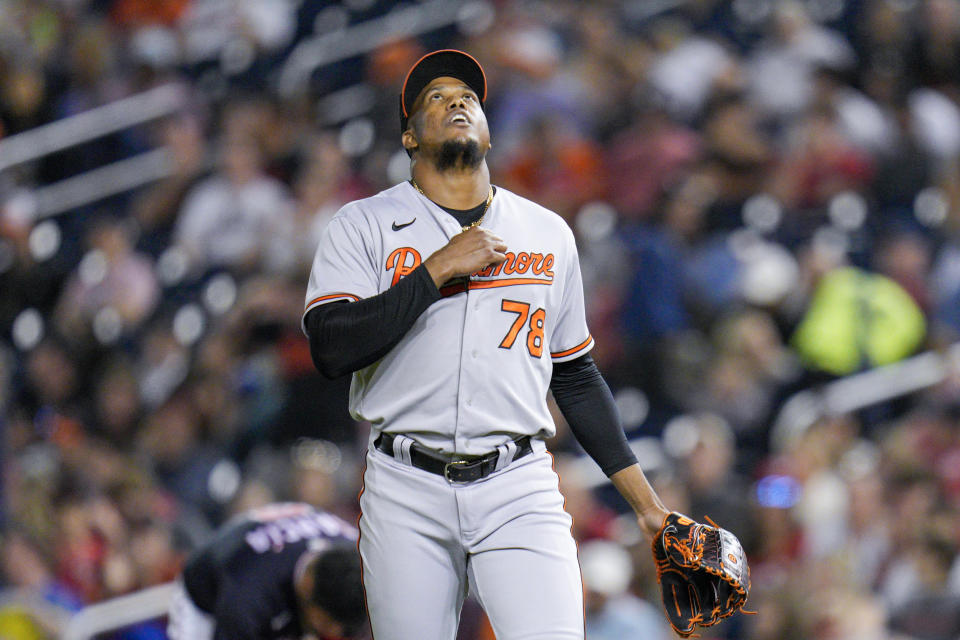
[330,182,413,226]
[495,186,575,237]
[495,186,558,220]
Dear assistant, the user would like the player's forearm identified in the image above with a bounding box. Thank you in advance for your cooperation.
[424,254,456,289]
[609,464,670,538]
[306,265,441,378]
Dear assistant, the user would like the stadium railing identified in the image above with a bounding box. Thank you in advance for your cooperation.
[565,342,960,490]
[61,583,176,640]
[770,341,960,451]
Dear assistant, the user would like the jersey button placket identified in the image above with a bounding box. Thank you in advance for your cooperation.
[453,270,472,453]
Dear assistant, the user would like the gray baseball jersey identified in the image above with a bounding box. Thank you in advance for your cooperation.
[303,181,594,455]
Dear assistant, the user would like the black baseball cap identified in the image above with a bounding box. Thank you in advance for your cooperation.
[399,49,487,134]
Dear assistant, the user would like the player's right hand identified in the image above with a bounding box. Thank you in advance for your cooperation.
[424,227,507,288]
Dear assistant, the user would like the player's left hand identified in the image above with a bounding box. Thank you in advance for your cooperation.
[637,505,670,540]
[608,465,671,541]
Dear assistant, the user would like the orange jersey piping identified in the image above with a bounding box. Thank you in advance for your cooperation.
[304,293,361,309]
[550,336,594,359]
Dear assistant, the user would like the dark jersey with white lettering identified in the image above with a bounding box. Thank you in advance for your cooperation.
[181,503,357,640]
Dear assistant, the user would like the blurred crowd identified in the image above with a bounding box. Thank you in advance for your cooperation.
[5,0,960,638]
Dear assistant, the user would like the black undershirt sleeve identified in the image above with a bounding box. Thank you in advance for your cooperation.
[305,264,441,379]
[550,354,638,477]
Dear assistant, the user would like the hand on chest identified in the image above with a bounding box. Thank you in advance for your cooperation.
[382,224,559,291]
[383,219,563,360]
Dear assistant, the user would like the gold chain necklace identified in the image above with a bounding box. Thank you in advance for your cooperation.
[410,178,493,230]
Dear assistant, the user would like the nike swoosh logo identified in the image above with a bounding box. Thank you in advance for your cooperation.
[392,218,416,231]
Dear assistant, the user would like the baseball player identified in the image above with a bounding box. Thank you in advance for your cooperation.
[166,502,367,640]
[303,49,670,639]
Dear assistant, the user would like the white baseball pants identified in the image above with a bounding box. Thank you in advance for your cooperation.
[359,444,584,639]
[167,581,215,640]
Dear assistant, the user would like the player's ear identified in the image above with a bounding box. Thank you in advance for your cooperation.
[401,128,418,154]
[303,604,344,638]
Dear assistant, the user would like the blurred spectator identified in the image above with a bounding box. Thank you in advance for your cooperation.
[21,338,81,414]
[1,527,82,613]
[486,13,587,153]
[790,265,926,376]
[53,216,160,342]
[810,64,896,158]
[289,134,371,273]
[92,356,143,446]
[0,204,75,340]
[648,19,742,123]
[870,95,934,226]
[698,311,800,450]
[698,93,774,234]
[604,106,701,221]
[751,493,805,582]
[133,113,208,256]
[172,134,294,276]
[177,0,297,67]
[618,218,689,356]
[854,0,913,102]
[216,275,360,451]
[669,413,758,550]
[565,5,650,140]
[803,581,890,640]
[747,1,855,124]
[789,416,860,560]
[136,390,221,519]
[770,105,874,212]
[128,521,182,587]
[835,447,892,592]
[0,63,48,134]
[496,115,607,221]
[741,585,803,640]
[910,0,960,91]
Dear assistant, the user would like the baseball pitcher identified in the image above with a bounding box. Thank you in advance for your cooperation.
[303,49,750,639]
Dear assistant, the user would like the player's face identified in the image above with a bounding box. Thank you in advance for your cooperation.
[405,76,490,156]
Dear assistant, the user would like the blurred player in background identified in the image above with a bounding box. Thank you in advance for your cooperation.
[167,502,367,640]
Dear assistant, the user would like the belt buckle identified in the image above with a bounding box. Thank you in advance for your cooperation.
[443,459,473,483]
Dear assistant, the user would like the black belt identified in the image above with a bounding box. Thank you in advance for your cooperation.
[373,433,533,483]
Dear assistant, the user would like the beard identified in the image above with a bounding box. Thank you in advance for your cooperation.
[436,139,484,172]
